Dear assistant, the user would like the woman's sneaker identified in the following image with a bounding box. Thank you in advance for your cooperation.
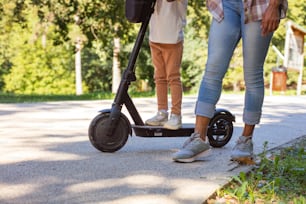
[231,136,254,164]
[163,113,182,130]
[172,133,211,163]
[145,110,168,126]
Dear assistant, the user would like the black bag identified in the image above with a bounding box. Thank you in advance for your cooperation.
[125,0,155,23]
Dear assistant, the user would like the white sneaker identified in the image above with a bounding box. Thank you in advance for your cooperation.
[163,113,182,130]
[145,110,168,126]
[231,136,253,160]
[172,133,211,163]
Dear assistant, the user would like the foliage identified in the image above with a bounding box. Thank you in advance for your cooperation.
[213,139,306,203]
[2,5,76,94]
[0,0,134,94]
[267,1,306,91]
[0,0,19,90]
[181,26,207,92]
[0,0,305,95]
[187,0,211,39]
[4,43,76,94]
[125,29,155,92]
[82,42,112,92]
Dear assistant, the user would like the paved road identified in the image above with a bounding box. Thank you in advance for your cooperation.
[0,95,305,204]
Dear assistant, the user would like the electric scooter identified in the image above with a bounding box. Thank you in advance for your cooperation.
[88,0,235,153]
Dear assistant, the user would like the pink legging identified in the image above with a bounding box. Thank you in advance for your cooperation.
[149,41,183,115]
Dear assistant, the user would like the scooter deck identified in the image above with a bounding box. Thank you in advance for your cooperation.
[132,123,194,137]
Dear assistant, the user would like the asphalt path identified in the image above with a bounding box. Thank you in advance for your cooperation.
[1,94,305,204]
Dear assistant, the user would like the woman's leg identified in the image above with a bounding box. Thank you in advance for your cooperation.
[230,20,273,163]
[195,0,242,140]
[241,21,273,133]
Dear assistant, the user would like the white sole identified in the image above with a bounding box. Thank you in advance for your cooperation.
[145,121,167,126]
[163,124,182,130]
[173,149,211,163]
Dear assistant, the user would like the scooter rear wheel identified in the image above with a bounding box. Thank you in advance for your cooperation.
[207,114,233,147]
[88,112,131,152]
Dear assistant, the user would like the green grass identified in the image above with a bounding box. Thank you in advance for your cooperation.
[0,91,156,103]
[208,137,306,204]
[0,88,304,103]
[0,92,113,103]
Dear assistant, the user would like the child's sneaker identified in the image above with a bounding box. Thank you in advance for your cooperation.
[145,110,168,126]
[163,113,182,130]
[172,133,211,163]
[231,136,254,163]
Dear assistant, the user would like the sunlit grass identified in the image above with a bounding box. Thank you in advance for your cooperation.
[0,91,156,103]
[0,92,113,103]
[209,137,306,204]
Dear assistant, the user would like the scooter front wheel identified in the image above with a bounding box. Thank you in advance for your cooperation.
[88,111,131,152]
[207,114,233,148]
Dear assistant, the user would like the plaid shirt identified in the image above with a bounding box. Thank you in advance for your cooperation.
[206,0,288,23]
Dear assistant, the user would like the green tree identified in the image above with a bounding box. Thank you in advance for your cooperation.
[3,5,76,94]
[1,0,304,95]
[0,0,23,90]
[82,42,113,92]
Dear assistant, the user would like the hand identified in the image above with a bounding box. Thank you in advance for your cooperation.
[261,4,280,36]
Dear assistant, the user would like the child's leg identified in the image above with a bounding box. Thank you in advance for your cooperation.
[150,41,168,111]
[162,41,183,115]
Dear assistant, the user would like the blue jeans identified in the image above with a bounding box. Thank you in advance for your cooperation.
[195,0,273,125]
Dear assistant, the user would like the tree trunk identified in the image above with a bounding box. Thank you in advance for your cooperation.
[112,37,121,93]
[75,37,83,95]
